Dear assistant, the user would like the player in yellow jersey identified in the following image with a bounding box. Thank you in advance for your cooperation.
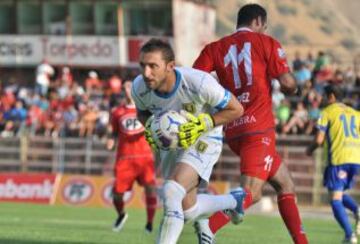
[307,84,360,244]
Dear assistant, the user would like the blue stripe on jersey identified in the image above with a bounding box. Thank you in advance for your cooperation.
[206,136,223,141]
[325,122,333,165]
[316,125,328,131]
[215,90,231,110]
[154,69,181,98]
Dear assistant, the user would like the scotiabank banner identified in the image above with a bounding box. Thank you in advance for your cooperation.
[0,173,56,204]
[0,35,173,67]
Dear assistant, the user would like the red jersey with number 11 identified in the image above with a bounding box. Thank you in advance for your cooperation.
[193,28,290,139]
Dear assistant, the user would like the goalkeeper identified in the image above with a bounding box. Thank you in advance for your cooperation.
[131,38,245,244]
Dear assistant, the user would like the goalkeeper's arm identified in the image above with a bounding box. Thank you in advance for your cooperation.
[211,93,244,127]
[179,94,244,149]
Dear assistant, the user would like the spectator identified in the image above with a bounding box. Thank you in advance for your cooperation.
[294,62,311,89]
[275,99,291,132]
[35,59,54,96]
[78,102,99,137]
[85,71,102,95]
[282,101,308,134]
[292,51,303,71]
[305,100,321,135]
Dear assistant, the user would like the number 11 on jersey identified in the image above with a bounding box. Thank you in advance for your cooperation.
[224,42,253,89]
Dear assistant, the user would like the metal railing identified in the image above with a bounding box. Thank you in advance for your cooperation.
[0,135,358,206]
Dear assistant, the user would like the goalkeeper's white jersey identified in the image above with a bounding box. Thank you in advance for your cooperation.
[131,67,231,136]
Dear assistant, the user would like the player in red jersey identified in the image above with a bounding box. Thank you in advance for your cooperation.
[107,80,157,233]
[193,4,308,244]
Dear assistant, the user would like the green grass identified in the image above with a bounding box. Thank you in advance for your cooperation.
[0,202,344,243]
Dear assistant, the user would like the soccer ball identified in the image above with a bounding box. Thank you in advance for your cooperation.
[151,110,187,150]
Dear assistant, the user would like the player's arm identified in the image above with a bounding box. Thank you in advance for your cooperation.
[179,72,244,148]
[266,37,297,95]
[306,130,325,156]
[306,111,328,156]
[137,109,152,126]
[211,94,243,126]
[106,110,118,150]
[278,73,297,95]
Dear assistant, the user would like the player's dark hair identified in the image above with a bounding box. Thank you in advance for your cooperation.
[140,38,175,63]
[237,4,267,28]
[324,84,343,100]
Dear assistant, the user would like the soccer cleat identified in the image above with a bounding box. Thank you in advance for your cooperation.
[194,219,216,244]
[342,233,358,244]
[112,213,128,232]
[145,222,153,233]
[229,187,246,225]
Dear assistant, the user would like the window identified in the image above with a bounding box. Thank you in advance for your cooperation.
[43,1,67,35]
[17,0,42,34]
[0,1,16,34]
[69,1,94,35]
[123,1,172,36]
[95,1,118,35]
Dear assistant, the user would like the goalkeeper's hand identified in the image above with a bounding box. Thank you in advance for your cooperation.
[144,116,158,151]
[178,111,214,149]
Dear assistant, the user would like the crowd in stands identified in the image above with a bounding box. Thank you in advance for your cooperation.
[0,51,360,139]
[273,51,360,135]
[0,61,127,139]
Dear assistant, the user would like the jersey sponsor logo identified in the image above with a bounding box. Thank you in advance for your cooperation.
[261,137,271,146]
[62,179,94,204]
[224,115,256,129]
[195,140,208,153]
[119,114,144,135]
[277,48,286,59]
[337,170,347,179]
[264,155,273,172]
[182,103,196,113]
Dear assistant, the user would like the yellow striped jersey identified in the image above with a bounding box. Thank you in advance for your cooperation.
[316,103,360,166]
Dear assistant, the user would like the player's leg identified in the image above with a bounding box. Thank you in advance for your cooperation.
[138,157,158,233]
[158,163,243,244]
[157,163,201,244]
[330,190,356,243]
[194,174,261,243]
[112,159,135,232]
[268,162,308,244]
[182,184,244,223]
[343,193,360,236]
[204,134,271,235]
[112,191,128,232]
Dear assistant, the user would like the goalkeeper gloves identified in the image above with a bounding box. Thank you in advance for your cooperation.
[144,116,158,151]
[178,111,214,149]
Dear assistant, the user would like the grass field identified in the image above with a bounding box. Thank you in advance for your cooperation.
[0,202,347,244]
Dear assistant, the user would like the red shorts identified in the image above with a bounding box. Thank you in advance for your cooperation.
[113,156,156,193]
[228,130,281,181]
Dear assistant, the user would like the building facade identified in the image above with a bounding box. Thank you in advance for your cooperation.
[0,0,215,70]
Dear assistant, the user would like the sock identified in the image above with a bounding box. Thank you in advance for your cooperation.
[157,180,186,244]
[145,193,157,224]
[331,199,353,239]
[113,196,124,216]
[343,194,358,216]
[278,193,308,244]
[183,194,237,222]
[208,188,253,234]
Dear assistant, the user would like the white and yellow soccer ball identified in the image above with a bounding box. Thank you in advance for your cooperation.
[151,110,187,150]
